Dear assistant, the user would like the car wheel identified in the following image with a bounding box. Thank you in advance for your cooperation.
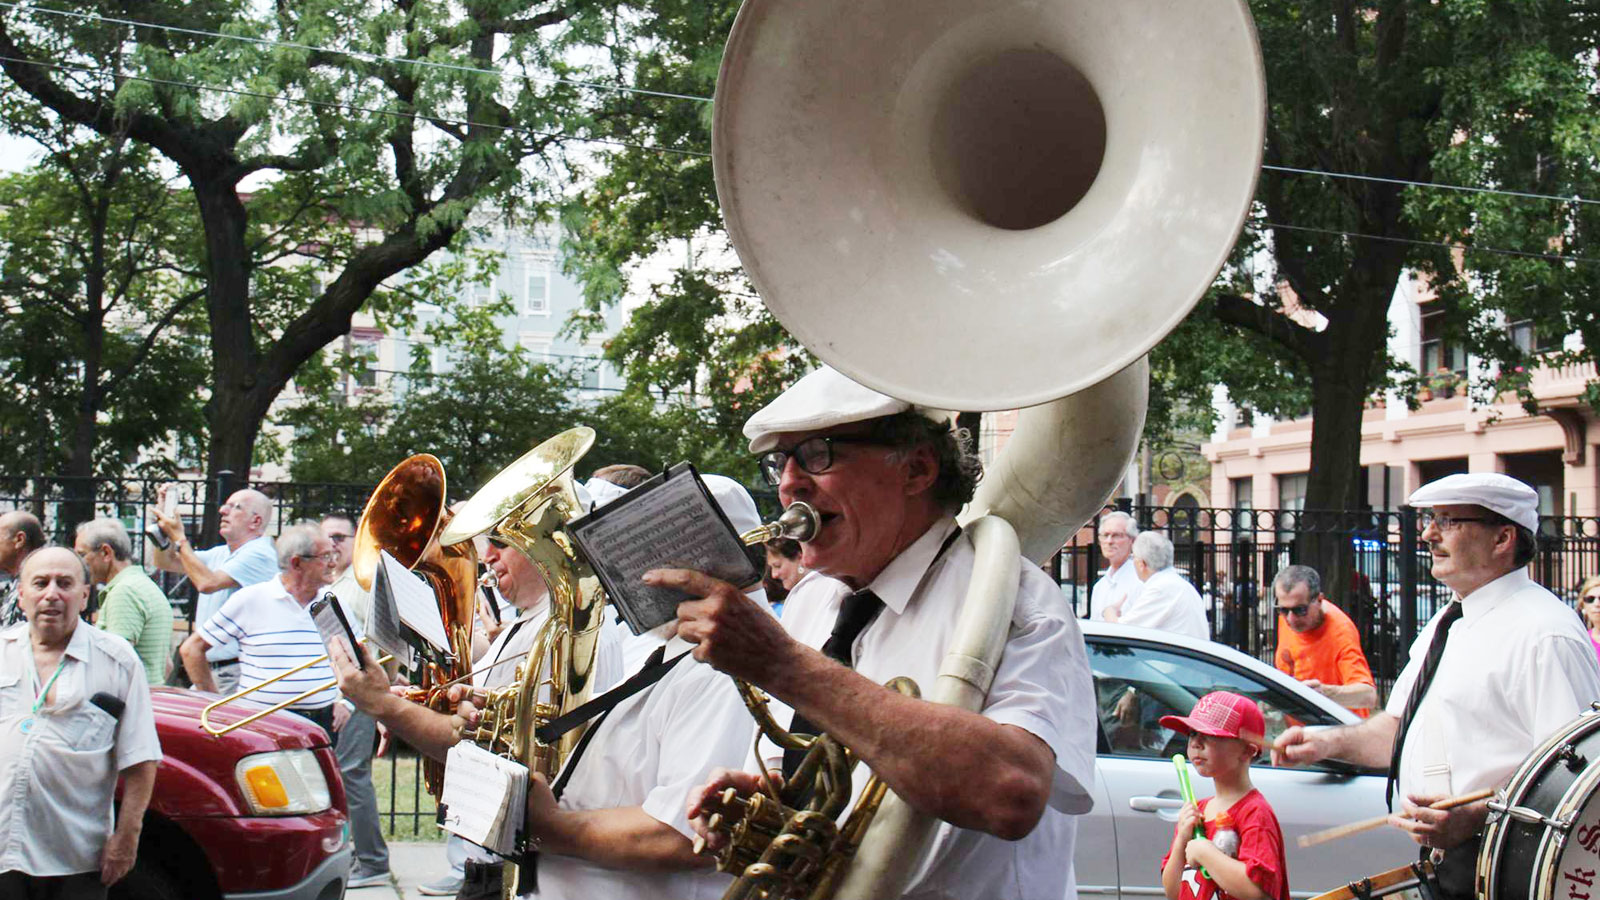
[109,858,185,900]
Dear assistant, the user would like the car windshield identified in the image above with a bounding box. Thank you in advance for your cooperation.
[1090,639,1344,765]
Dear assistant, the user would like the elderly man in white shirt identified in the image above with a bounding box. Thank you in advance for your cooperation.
[657,366,1097,900]
[1274,473,1600,900]
[1103,531,1209,640]
[0,547,161,900]
[1089,510,1142,621]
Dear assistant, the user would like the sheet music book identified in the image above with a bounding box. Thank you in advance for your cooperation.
[439,742,527,854]
[372,550,451,668]
[567,462,762,634]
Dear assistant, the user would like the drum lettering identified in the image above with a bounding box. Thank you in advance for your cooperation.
[1580,824,1600,855]
[1565,866,1597,899]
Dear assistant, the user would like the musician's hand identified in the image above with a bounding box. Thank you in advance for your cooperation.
[650,568,795,682]
[446,683,483,729]
[329,636,392,716]
[526,772,559,831]
[1391,794,1489,850]
[687,767,776,852]
[1271,725,1327,767]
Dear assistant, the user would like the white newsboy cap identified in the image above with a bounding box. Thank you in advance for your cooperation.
[701,474,762,536]
[742,366,950,453]
[583,478,631,511]
[1406,473,1539,532]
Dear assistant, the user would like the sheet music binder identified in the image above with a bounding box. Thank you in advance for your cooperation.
[566,462,762,634]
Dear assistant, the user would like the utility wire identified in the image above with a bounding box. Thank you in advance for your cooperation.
[8,1,1600,208]
[1264,221,1600,267]
[0,0,713,104]
[0,54,711,158]
[3,57,1593,266]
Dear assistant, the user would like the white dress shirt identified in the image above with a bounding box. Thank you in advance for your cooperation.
[1117,567,1209,640]
[1386,569,1600,801]
[768,517,1097,900]
[537,626,754,900]
[0,622,162,875]
[1089,559,1142,621]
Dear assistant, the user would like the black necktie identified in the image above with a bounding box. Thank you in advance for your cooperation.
[1387,601,1463,808]
[783,590,884,779]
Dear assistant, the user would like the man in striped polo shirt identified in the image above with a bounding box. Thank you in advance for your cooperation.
[178,523,346,734]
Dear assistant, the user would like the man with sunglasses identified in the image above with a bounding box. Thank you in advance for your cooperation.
[662,366,1096,900]
[1274,473,1600,900]
[1270,564,1376,716]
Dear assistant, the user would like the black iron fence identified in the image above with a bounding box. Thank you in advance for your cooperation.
[1055,503,1600,697]
[7,474,1599,835]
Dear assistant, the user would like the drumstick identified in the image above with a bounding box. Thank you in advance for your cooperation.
[1296,788,1495,848]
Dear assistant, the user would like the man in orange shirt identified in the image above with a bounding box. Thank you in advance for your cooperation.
[1272,565,1377,716]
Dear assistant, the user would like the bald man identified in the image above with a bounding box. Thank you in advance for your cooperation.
[0,511,47,628]
[150,487,279,694]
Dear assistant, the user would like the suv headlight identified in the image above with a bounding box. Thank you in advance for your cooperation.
[235,750,332,816]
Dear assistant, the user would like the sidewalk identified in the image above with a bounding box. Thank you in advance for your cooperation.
[352,841,451,900]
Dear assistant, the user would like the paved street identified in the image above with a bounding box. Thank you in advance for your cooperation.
[352,842,451,900]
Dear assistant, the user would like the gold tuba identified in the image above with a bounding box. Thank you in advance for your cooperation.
[700,0,1267,893]
[434,427,604,780]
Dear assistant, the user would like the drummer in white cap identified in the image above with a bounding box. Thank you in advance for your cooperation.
[651,366,1097,900]
[1274,473,1600,899]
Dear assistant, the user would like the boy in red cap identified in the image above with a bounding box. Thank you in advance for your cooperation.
[1159,691,1290,900]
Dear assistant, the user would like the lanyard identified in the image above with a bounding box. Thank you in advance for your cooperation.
[32,656,69,715]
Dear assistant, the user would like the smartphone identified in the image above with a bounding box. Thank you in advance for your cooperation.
[146,488,179,551]
[309,593,367,667]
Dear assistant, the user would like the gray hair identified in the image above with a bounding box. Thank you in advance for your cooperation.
[1132,531,1174,571]
[1272,564,1322,599]
[1100,510,1140,538]
[274,522,324,569]
[76,518,133,562]
[873,412,982,512]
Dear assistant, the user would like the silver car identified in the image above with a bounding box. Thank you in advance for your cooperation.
[1076,621,1416,898]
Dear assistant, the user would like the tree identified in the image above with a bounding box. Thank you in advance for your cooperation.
[0,0,622,522]
[0,131,208,490]
[566,0,1600,600]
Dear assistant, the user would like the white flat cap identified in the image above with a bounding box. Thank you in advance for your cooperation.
[742,366,949,453]
[584,478,631,511]
[701,474,762,536]
[1407,473,1539,532]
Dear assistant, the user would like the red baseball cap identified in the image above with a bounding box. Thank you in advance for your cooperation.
[1159,691,1266,747]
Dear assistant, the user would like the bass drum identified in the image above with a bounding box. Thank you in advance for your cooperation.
[1479,703,1600,900]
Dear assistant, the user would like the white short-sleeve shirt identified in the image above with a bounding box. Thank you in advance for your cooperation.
[0,622,162,876]
[1385,569,1600,802]
[198,576,351,710]
[1089,559,1142,621]
[769,517,1097,900]
[193,534,280,662]
[536,627,755,900]
[1117,567,1209,640]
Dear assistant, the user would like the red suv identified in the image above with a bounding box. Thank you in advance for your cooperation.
[112,687,351,900]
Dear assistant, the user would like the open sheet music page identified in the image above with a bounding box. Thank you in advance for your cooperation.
[568,462,761,634]
[440,742,526,853]
[375,550,451,654]
[368,555,416,671]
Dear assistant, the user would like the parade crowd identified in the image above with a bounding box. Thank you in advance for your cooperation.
[2,367,1599,900]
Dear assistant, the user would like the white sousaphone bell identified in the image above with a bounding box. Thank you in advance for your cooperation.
[711,0,1265,895]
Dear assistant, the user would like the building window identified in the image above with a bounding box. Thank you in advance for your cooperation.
[1231,477,1254,510]
[1508,319,1563,355]
[1419,304,1466,377]
[1277,473,1308,512]
[580,362,600,390]
[469,280,494,308]
[352,340,379,388]
[525,266,550,315]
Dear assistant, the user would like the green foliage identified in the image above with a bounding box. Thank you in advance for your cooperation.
[0,134,208,479]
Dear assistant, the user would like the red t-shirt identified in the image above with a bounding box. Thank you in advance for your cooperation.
[1161,789,1290,900]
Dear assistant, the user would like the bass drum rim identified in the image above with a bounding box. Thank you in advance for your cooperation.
[1478,704,1600,900]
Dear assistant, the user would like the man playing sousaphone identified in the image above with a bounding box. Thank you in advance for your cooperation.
[1274,474,1600,900]
[656,366,1097,900]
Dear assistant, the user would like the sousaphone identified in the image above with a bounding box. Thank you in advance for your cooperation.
[707,0,1265,895]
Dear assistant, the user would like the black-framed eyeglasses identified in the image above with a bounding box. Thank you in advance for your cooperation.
[1419,512,1490,532]
[758,435,886,486]
[326,533,353,544]
[1276,604,1313,617]
[298,551,339,565]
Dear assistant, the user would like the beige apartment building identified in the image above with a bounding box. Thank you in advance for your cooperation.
[1202,281,1597,519]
